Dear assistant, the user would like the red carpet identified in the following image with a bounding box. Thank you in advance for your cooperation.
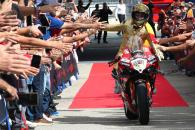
[69,63,188,109]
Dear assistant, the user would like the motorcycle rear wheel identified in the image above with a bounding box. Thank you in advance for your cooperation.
[136,83,150,125]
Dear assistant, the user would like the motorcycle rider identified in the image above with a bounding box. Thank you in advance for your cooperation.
[100,3,160,93]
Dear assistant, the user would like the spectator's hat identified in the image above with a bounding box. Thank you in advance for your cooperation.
[188,2,194,8]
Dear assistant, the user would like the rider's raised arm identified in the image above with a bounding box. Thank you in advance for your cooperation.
[103,23,126,32]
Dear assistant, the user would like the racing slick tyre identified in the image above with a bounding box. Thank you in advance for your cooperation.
[136,83,149,125]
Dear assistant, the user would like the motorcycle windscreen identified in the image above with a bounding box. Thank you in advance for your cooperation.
[127,35,143,52]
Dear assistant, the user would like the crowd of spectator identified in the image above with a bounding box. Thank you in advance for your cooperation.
[0,0,105,129]
[156,0,195,75]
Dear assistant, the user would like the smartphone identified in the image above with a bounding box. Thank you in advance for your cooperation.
[38,13,50,27]
[31,55,41,68]
[27,15,33,26]
[38,26,47,34]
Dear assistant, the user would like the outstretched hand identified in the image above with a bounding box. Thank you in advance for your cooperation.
[0,12,20,27]
[40,4,60,14]
[30,26,43,37]
[93,18,107,30]
[185,39,195,49]
[0,40,39,79]
[51,41,73,54]
[155,44,167,51]
[176,32,192,42]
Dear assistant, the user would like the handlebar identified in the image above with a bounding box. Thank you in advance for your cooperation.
[108,57,121,67]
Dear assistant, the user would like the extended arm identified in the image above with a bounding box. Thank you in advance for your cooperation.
[160,43,189,52]
[158,39,195,52]
[6,34,73,54]
[18,4,60,16]
[0,79,18,99]
[16,27,31,35]
[158,32,192,45]
[62,29,96,43]
[6,34,54,48]
[102,24,125,32]
[60,22,101,30]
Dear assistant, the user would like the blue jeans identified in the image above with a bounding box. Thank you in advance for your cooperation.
[43,70,51,91]
[32,64,52,120]
[32,65,47,120]
[26,75,34,85]
[43,88,51,114]
[43,70,51,114]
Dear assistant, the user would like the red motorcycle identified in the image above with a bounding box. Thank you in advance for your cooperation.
[109,46,159,125]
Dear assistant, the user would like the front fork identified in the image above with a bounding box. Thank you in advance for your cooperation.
[130,81,153,107]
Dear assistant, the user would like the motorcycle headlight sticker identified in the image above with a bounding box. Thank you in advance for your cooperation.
[131,58,147,73]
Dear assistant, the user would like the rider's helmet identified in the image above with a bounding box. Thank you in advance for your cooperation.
[132,3,150,27]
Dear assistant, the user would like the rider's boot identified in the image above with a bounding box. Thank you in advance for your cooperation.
[114,80,121,94]
[112,68,118,79]
[151,82,157,94]
[151,78,157,94]
[112,69,121,94]
[152,87,157,94]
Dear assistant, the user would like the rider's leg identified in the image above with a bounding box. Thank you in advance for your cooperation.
[112,63,118,78]
[112,63,121,94]
[150,75,157,94]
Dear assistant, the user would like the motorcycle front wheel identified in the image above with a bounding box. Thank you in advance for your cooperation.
[136,83,150,125]
[124,103,138,120]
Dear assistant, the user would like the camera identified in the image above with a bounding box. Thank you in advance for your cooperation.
[1,90,38,107]
[0,75,39,107]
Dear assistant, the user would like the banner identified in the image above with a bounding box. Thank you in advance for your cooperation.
[50,53,79,91]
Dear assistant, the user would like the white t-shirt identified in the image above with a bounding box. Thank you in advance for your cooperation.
[115,4,126,15]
